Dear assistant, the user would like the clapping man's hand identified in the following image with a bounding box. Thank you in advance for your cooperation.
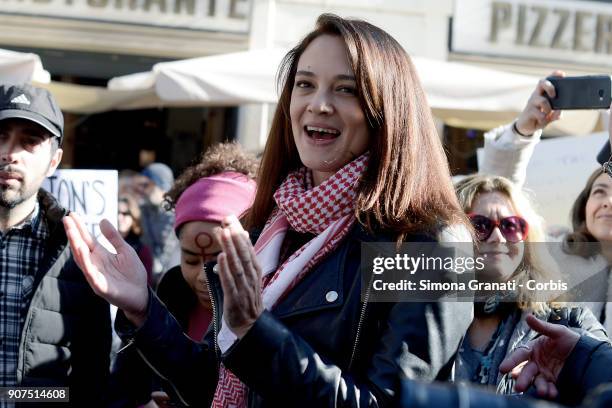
[63,213,149,326]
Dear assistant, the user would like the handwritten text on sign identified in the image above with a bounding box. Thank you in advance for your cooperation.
[42,170,118,241]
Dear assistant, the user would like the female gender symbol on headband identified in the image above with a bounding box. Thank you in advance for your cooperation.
[195,231,215,257]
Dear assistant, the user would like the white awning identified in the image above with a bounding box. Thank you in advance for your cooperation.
[0,48,50,84]
[38,47,601,135]
[107,48,288,106]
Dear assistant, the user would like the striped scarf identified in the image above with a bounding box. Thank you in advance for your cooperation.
[211,153,368,408]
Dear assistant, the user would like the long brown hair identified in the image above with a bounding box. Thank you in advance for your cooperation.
[245,14,467,239]
[563,168,603,257]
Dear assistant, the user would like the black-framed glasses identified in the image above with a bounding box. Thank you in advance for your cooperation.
[468,214,529,243]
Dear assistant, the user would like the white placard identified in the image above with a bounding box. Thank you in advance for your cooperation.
[42,169,118,247]
[453,0,612,67]
[478,132,608,228]
[0,0,251,33]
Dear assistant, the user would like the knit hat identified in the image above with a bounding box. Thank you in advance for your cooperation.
[142,162,174,192]
[174,171,256,232]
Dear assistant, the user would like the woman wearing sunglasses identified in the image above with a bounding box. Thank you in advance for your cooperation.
[480,74,612,336]
[453,174,607,401]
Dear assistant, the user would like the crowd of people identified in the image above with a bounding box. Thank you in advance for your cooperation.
[1,12,612,408]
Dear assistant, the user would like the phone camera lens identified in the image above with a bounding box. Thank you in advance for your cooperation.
[599,89,605,99]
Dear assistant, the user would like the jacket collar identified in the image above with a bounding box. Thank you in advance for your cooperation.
[32,189,70,282]
[37,188,68,234]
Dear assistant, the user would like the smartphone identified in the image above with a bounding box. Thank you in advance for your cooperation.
[546,75,611,110]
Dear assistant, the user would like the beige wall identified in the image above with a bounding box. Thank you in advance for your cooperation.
[0,11,249,59]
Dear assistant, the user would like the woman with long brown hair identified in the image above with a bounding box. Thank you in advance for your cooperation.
[63,14,472,407]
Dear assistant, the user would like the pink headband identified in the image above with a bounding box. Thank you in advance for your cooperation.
[174,171,256,232]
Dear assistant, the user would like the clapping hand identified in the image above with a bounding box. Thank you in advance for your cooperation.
[63,212,149,326]
[215,215,264,338]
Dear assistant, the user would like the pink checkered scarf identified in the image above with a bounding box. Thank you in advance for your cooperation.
[211,153,369,408]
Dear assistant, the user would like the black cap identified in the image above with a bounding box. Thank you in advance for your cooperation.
[0,84,63,145]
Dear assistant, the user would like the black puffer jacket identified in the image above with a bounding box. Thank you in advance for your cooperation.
[117,224,473,407]
[18,190,111,407]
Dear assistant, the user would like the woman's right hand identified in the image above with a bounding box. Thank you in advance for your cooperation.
[515,70,565,136]
[499,314,580,398]
[63,212,149,327]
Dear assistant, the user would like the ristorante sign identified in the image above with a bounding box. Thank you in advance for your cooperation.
[453,0,612,67]
[0,0,251,33]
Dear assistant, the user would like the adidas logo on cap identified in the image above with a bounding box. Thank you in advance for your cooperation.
[10,94,30,105]
[0,84,64,143]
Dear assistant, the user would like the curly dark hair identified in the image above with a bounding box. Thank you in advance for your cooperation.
[163,142,258,210]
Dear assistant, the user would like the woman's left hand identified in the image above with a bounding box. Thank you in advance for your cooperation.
[216,215,264,338]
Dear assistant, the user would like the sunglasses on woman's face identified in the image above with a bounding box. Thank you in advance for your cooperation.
[468,214,529,243]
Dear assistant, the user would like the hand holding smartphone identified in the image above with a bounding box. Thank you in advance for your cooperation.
[546,75,611,110]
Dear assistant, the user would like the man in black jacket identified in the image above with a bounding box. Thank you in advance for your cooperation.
[0,84,111,406]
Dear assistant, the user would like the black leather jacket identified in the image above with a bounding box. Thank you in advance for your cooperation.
[116,224,473,407]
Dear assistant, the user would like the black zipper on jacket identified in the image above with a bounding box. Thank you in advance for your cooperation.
[206,264,220,363]
[118,266,221,407]
[115,310,191,406]
[135,347,191,406]
[348,271,374,371]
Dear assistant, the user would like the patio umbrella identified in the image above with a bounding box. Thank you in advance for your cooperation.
[0,48,50,84]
